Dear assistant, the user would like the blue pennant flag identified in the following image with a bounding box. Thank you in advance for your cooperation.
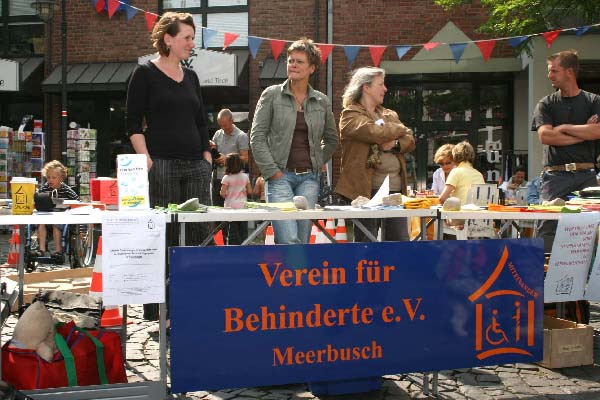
[508,36,528,48]
[248,36,262,59]
[203,28,217,48]
[395,46,411,60]
[449,43,467,64]
[343,46,361,66]
[125,4,137,21]
[575,26,591,37]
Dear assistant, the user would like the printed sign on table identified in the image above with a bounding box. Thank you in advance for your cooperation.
[544,213,600,303]
[116,154,150,211]
[169,239,544,393]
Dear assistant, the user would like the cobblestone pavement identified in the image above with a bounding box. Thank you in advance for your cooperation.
[2,232,600,399]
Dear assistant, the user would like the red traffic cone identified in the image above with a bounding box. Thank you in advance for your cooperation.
[324,218,336,243]
[5,225,20,268]
[100,305,123,327]
[335,219,348,243]
[265,224,275,245]
[309,223,318,244]
[89,236,103,299]
[316,220,327,244]
[214,230,224,246]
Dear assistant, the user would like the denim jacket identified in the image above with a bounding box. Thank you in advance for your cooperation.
[250,80,338,180]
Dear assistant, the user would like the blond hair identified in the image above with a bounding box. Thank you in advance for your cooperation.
[42,160,68,180]
[452,141,475,164]
[434,144,454,164]
[342,67,385,108]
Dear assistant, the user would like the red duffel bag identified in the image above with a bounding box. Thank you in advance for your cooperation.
[1,321,127,390]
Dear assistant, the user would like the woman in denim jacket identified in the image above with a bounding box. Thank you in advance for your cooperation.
[250,37,338,244]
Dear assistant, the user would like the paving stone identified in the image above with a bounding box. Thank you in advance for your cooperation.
[239,389,269,398]
[477,374,502,383]
[204,391,236,400]
[455,373,478,386]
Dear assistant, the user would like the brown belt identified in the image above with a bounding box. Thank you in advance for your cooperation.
[543,162,595,172]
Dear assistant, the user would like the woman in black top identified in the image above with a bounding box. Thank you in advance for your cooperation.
[127,12,212,227]
[126,12,212,320]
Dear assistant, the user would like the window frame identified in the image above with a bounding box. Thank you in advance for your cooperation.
[161,0,248,50]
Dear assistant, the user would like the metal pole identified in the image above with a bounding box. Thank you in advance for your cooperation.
[60,0,67,163]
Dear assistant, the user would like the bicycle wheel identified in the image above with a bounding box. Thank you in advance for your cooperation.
[74,224,100,268]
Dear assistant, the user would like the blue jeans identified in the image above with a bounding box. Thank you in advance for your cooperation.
[266,170,319,244]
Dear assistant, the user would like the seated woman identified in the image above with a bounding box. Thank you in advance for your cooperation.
[335,66,415,242]
[439,141,484,205]
[431,143,456,195]
[32,160,79,258]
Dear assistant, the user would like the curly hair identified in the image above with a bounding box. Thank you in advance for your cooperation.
[342,67,385,108]
[151,12,195,56]
[42,160,68,179]
[287,37,321,72]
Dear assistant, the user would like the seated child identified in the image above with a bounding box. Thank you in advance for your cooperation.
[32,160,79,258]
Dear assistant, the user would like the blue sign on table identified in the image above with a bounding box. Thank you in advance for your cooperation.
[170,239,544,393]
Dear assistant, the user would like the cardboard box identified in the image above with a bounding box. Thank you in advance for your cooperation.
[7,268,93,310]
[540,316,593,368]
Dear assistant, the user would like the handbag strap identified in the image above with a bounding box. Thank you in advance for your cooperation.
[73,327,109,385]
[54,333,77,387]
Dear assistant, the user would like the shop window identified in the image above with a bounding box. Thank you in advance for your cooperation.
[423,86,472,122]
[480,85,508,121]
[384,88,417,124]
[8,23,43,56]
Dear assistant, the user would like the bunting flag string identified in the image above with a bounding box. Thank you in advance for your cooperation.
[92,0,600,66]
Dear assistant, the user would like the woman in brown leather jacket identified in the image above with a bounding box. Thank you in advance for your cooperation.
[335,67,416,242]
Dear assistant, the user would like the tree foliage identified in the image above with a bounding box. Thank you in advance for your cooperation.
[434,0,600,36]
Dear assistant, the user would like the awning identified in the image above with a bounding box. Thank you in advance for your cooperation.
[0,57,43,91]
[259,58,287,85]
[42,62,137,93]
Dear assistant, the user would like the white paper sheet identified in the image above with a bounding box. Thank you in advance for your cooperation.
[101,212,166,306]
[365,175,389,207]
[544,213,600,303]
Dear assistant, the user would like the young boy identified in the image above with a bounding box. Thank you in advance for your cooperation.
[33,160,79,258]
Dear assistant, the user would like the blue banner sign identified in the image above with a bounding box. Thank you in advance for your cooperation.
[170,239,544,393]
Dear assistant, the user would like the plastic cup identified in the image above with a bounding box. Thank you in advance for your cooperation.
[10,177,37,215]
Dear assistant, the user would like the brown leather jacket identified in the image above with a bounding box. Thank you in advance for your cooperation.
[335,103,415,200]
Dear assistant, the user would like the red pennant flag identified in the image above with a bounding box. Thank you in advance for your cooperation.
[476,40,496,62]
[95,0,105,13]
[317,44,334,64]
[368,46,387,67]
[270,40,286,60]
[107,0,119,19]
[423,42,440,51]
[542,30,561,48]
[223,32,239,50]
[145,12,157,31]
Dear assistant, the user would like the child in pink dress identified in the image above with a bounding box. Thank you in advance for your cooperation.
[220,153,252,245]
